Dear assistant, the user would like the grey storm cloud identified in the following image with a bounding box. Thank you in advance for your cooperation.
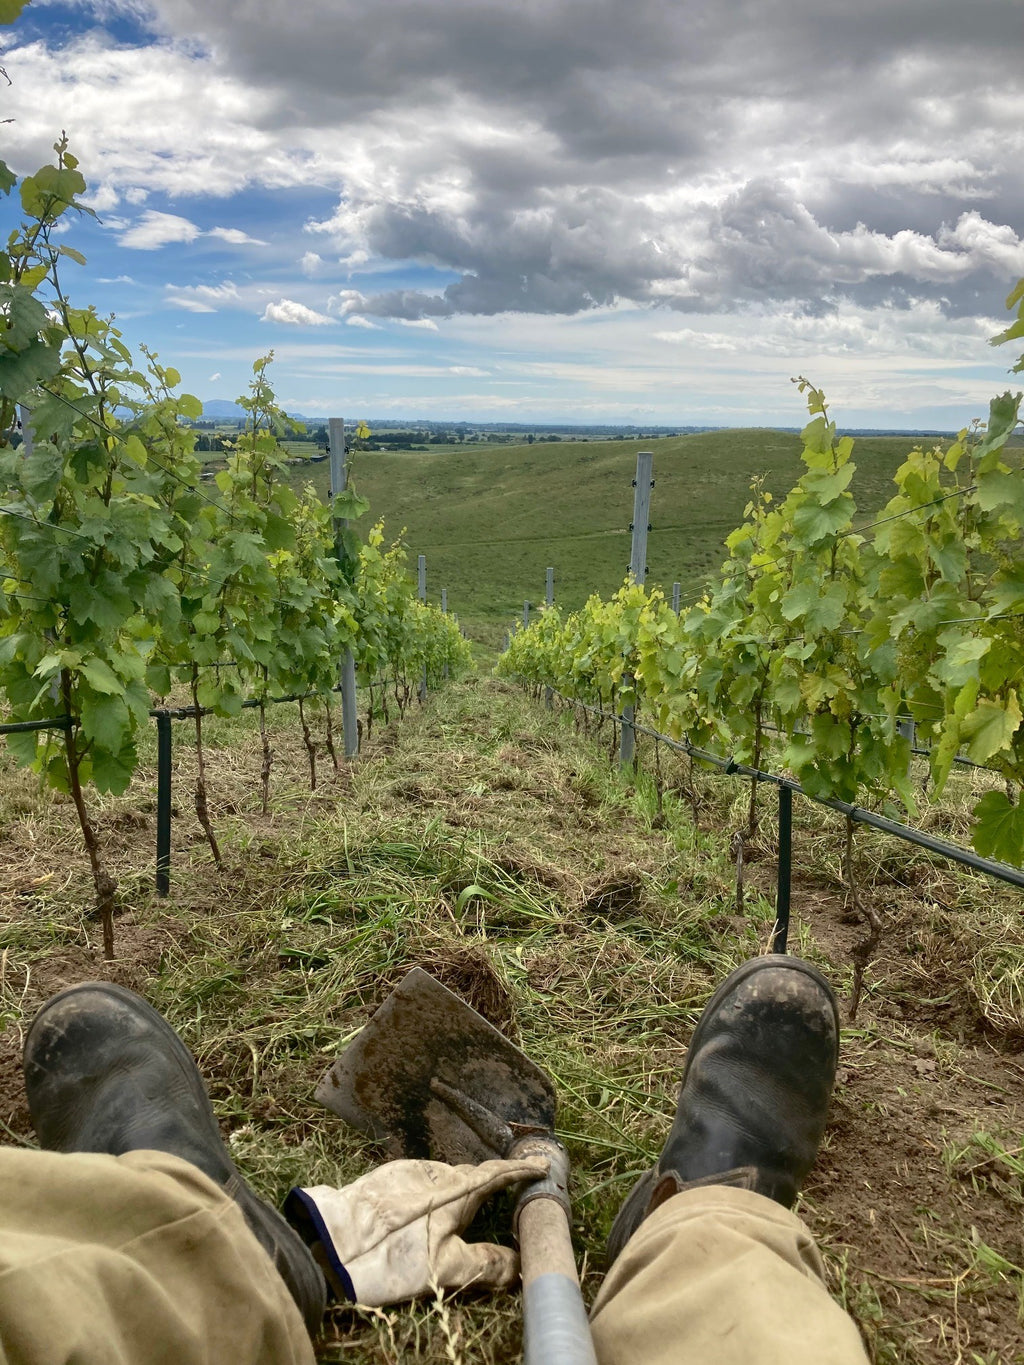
[37,0,1024,319]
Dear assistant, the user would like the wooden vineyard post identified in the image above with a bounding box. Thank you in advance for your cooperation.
[441,589,449,679]
[418,555,427,702]
[545,567,554,709]
[523,600,530,629]
[329,417,359,759]
[620,452,653,769]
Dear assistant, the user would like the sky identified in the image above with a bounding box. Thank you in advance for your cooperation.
[1,0,1023,429]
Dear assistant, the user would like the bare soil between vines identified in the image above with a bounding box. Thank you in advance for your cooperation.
[1,677,1023,1363]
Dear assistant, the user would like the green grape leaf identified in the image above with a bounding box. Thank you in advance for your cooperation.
[791,498,850,545]
[80,693,130,752]
[960,693,1022,763]
[90,745,135,796]
[971,790,1024,867]
[975,392,1022,471]
[79,657,126,697]
[19,164,88,220]
[264,509,296,551]
[20,443,64,504]
[0,337,62,401]
[0,160,16,195]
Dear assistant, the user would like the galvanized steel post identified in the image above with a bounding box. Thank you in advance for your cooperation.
[155,710,172,895]
[329,417,359,759]
[418,554,427,702]
[620,452,653,768]
[545,568,554,709]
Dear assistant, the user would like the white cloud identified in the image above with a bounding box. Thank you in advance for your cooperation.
[399,318,439,331]
[168,296,216,313]
[327,289,366,315]
[165,282,241,312]
[449,365,488,375]
[345,315,381,329]
[96,274,137,284]
[118,210,201,250]
[208,371,221,381]
[300,251,323,275]
[654,329,738,351]
[208,226,269,245]
[261,298,334,326]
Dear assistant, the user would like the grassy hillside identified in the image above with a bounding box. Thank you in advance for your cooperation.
[288,430,942,641]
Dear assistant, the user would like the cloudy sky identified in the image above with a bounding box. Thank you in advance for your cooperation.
[2,0,1023,428]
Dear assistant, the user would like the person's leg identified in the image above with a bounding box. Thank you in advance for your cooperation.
[0,1147,315,1365]
[10,980,327,1363]
[591,955,868,1365]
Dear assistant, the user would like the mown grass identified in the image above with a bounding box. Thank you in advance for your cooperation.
[1,676,1023,1362]
[286,429,943,643]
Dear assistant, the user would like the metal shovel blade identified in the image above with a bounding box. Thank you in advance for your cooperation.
[316,967,556,1164]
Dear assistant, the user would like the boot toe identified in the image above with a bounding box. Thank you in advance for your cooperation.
[607,955,839,1264]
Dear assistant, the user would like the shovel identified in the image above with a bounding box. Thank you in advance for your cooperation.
[316,967,597,1365]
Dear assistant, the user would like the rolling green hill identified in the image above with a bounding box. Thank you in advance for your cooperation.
[288,429,942,642]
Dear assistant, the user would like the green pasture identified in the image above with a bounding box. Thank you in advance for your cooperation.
[286,429,943,643]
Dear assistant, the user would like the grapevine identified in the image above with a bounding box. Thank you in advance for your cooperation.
[0,141,471,953]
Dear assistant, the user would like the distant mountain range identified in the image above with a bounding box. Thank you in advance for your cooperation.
[196,400,961,439]
[200,399,322,423]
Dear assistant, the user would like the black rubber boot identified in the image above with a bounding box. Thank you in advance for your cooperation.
[607,954,839,1265]
[23,981,327,1336]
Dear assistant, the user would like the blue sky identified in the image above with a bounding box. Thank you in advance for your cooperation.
[3,0,1023,429]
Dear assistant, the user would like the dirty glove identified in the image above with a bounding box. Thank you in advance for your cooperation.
[285,1155,548,1306]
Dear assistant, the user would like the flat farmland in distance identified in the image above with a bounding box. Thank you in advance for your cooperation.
[287,429,945,641]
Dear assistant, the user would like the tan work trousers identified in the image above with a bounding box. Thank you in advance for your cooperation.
[0,1150,868,1364]
[591,1183,870,1364]
[0,1148,314,1365]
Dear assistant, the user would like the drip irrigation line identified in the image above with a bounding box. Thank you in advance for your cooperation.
[538,682,1024,892]
[0,683,349,736]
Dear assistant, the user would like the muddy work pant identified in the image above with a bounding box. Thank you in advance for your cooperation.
[0,1148,315,1365]
[0,1150,867,1364]
[590,1183,870,1364]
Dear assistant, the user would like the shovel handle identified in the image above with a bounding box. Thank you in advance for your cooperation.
[510,1135,598,1365]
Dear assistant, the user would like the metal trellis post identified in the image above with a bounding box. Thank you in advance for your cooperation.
[672,581,680,615]
[620,452,654,769]
[545,568,554,709]
[329,417,359,759]
[418,554,427,702]
[773,784,792,953]
[156,710,172,894]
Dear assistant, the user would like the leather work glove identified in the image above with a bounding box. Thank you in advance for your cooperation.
[285,1155,548,1306]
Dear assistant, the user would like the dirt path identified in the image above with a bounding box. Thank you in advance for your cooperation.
[0,676,1022,1362]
